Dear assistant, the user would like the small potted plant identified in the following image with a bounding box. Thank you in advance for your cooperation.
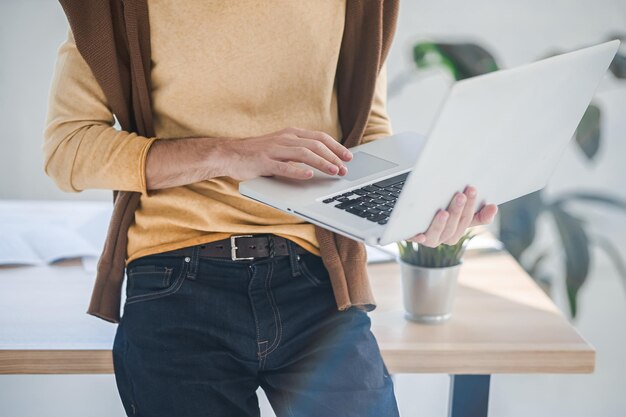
[397,230,477,324]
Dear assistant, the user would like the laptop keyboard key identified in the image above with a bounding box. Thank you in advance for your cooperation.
[363,185,378,193]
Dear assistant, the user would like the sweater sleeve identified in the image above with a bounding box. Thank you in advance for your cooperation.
[42,29,158,196]
[361,62,393,144]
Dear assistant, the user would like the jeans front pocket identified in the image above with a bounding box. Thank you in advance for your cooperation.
[125,256,190,306]
[297,253,332,287]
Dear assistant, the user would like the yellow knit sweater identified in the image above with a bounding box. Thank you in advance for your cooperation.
[43,0,391,265]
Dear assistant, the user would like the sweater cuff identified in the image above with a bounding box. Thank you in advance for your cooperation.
[139,136,159,198]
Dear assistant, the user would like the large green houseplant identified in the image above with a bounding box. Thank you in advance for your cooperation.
[390,37,626,317]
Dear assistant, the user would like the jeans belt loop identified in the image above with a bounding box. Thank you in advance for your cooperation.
[267,234,276,258]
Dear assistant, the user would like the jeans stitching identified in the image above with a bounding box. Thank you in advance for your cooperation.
[247,265,264,368]
[186,245,200,280]
[126,268,173,297]
[258,261,282,357]
[258,341,268,370]
[298,257,330,287]
[162,266,173,287]
[120,324,139,415]
[125,259,189,305]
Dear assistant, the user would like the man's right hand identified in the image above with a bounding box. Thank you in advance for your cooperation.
[145,127,353,192]
[217,127,353,181]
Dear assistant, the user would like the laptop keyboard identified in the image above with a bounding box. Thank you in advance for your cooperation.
[322,172,409,225]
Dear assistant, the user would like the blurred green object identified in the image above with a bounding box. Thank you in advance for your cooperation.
[413,42,499,80]
[397,37,626,318]
[397,231,477,268]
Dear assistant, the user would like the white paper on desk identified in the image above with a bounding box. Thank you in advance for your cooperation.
[365,243,400,264]
[0,231,43,265]
[0,223,100,266]
[75,207,112,252]
[22,225,100,263]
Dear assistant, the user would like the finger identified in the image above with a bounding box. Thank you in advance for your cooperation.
[278,135,348,175]
[446,185,478,242]
[298,138,349,175]
[270,146,341,176]
[421,209,449,247]
[439,192,466,244]
[408,233,426,244]
[470,204,499,226]
[268,161,314,180]
[288,127,353,162]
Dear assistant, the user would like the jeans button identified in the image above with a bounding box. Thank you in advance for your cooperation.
[184,256,191,263]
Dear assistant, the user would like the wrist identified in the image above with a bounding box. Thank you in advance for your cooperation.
[201,137,233,179]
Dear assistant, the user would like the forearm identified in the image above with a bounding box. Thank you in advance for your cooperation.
[145,136,230,190]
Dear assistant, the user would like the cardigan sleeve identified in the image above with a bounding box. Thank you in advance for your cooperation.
[361,62,393,144]
[42,29,158,196]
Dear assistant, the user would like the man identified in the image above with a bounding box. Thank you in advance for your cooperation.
[44,1,497,416]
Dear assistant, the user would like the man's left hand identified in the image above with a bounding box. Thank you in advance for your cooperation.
[408,185,498,247]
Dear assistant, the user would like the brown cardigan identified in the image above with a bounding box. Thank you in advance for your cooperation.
[58,0,400,323]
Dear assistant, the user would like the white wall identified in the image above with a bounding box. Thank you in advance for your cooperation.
[0,0,110,201]
[1,1,626,416]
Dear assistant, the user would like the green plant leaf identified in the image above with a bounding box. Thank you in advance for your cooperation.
[590,233,626,295]
[397,231,477,267]
[434,43,500,80]
[413,42,459,79]
[412,42,499,81]
[498,191,544,260]
[607,33,626,79]
[527,251,550,278]
[574,104,601,160]
[549,205,590,318]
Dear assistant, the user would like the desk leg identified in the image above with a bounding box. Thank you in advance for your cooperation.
[448,374,491,417]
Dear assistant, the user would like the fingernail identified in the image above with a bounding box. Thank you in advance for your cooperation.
[344,150,352,159]
[468,188,477,197]
[329,165,338,174]
[455,194,466,206]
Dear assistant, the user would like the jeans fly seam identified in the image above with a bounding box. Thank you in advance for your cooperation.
[258,261,282,357]
[247,265,263,366]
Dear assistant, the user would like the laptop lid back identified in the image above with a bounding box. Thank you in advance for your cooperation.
[380,40,620,245]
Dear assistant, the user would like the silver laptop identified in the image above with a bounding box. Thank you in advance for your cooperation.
[240,40,620,246]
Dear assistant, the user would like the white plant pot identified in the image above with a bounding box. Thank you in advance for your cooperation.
[399,259,462,324]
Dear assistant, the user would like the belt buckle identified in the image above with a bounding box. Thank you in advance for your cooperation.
[230,234,255,261]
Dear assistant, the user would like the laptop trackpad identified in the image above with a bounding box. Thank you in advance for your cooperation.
[343,151,398,181]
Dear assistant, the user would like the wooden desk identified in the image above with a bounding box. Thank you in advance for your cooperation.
[0,250,594,417]
[368,251,594,416]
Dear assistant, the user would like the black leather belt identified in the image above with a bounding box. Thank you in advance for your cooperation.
[162,234,310,261]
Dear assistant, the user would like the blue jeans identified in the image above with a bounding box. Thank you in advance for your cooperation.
[113,239,399,417]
